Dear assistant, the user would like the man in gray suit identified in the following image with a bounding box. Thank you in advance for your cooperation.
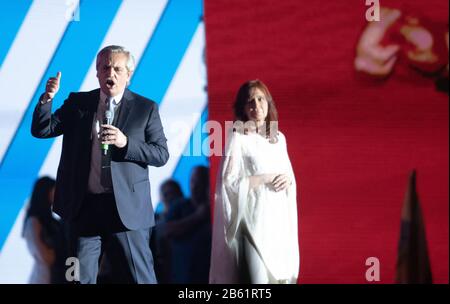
[31,45,169,283]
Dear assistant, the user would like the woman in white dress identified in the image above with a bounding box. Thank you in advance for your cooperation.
[210,80,299,284]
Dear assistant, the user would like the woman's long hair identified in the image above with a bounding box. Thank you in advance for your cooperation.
[233,79,279,142]
[23,176,57,246]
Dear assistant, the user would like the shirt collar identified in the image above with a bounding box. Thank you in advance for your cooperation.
[100,89,124,105]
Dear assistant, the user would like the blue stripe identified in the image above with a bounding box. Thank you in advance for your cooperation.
[129,0,203,104]
[172,107,209,198]
[0,0,122,250]
[0,0,33,68]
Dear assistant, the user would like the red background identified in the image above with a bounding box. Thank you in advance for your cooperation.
[204,0,449,283]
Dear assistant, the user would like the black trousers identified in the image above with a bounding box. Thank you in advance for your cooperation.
[69,193,156,284]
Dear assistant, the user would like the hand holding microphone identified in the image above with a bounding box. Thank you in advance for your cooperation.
[101,117,128,151]
[101,110,113,155]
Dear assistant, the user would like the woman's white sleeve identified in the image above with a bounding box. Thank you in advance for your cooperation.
[209,132,248,283]
[282,136,300,279]
[221,133,249,245]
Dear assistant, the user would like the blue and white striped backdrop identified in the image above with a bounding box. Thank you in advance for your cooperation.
[0,0,208,283]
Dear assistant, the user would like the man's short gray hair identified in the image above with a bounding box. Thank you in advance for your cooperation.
[96,45,135,72]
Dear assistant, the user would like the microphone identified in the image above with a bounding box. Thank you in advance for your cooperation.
[102,110,113,155]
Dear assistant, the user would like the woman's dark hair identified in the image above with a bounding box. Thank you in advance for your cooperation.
[23,176,57,245]
[233,79,279,141]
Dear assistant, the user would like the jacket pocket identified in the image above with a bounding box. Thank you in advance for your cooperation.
[132,179,149,192]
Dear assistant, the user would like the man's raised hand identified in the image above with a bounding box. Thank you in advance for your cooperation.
[44,71,61,100]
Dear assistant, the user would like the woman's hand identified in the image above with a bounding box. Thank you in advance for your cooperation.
[270,174,292,192]
[249,173,292,191]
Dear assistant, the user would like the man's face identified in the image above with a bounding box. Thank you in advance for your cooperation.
[96,52,131,97]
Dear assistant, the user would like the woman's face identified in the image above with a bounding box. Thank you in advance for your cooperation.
[244,88,268,125]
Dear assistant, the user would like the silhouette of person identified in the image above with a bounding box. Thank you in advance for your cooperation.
[164,166,212,283]
[151,179,184,284]
[23,176,65,284]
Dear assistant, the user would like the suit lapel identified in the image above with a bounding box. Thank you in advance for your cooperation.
[77,89,100,142]
[115,88,133,131]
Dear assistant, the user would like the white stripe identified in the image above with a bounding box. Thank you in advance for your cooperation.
[0,0,71,161]
[0,204,33,283]
[38,136,62,179]
[150,22,208,206]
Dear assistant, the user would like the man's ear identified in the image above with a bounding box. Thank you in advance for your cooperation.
[127,71,133,85]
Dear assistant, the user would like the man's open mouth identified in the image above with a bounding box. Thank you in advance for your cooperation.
[106,79,115,88]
